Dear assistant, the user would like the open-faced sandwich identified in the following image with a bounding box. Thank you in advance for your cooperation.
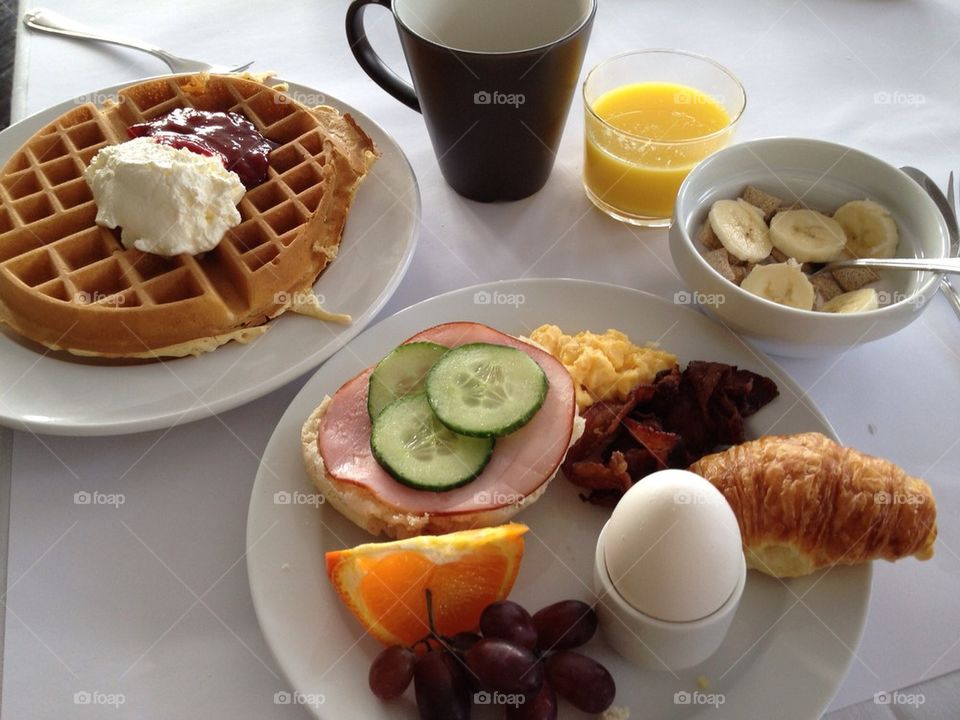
[302,321,584,538]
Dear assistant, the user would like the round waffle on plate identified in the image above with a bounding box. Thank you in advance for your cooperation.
[0,73,377,358]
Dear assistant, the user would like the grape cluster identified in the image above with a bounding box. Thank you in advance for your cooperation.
[368,592,615,719]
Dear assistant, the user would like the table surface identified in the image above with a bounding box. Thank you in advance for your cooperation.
[4,1,960,718]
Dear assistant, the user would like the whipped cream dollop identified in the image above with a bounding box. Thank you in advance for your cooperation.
[84,137,245,257]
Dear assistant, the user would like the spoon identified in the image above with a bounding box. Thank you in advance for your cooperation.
[823,256,960,275]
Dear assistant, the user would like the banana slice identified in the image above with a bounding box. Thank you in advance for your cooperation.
[833,200,899,259]
[740,260,816,310]
[769,209,847,262]
[708,199,772,263]
[821,287,880,313]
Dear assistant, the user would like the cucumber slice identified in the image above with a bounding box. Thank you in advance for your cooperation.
[426,343,548,438]
[371,394,494,491]
[368,342,450,419]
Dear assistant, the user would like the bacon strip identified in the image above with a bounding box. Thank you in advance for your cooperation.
[563,361,778,504]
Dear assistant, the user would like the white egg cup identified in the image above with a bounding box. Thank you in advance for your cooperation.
[593,520,746,671]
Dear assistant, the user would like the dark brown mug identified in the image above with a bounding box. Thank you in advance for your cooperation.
[346,0,596,202]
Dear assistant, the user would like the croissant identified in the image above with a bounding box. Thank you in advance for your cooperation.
[689,432,937,578]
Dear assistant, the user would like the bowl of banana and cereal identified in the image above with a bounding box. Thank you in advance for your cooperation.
[669,137,950,357]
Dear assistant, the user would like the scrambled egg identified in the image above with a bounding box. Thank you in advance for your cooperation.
[530,325,677,409]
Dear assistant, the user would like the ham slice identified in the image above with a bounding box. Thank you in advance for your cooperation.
[318,322,576,515]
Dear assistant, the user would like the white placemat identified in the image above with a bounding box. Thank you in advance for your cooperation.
[4,0,960,718]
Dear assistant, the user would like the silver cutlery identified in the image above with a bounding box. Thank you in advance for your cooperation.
[900,166,960,319]
[23,8,254,75]
[948,170,960,316]
[824,256,960,275]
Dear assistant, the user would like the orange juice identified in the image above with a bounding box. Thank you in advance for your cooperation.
[584,82,732,221]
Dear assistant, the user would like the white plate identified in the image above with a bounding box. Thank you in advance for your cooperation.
[0,79,419,436]
[246,279,870,720]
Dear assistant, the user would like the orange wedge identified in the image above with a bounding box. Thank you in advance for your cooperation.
[326,523,528,647]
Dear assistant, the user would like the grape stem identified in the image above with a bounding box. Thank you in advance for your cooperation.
[410,588,452,653]
[425,588,438,635]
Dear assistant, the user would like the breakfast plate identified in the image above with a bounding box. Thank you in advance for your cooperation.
[246,278,871,720]
[0,78,419,435]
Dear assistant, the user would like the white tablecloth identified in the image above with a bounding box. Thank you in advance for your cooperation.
[5,0,960,718]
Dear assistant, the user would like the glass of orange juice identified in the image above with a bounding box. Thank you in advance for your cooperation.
[583,50,746,227]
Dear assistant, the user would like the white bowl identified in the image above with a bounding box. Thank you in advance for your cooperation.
[669,137,951,357]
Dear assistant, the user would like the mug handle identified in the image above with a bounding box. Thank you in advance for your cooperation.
[345,0,421,113]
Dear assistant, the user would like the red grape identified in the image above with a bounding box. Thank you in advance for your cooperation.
[448,632,484,693]
[545,650,615,713]
[414,650,471,720]
[532,600,597,651]
[506,680,557,720]
[448,631,482,654]
[465,638,543,696]
[369,645,416,700]
[479,600,538,650]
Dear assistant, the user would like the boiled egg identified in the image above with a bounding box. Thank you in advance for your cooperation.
[602,469,743,622]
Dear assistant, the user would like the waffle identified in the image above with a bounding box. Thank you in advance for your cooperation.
[0,73,378,357]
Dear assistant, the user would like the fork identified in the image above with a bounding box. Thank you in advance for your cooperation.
[900,167,960,320]
[23,8,254,75]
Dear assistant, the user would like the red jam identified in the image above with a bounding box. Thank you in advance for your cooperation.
[128,108,275,188]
